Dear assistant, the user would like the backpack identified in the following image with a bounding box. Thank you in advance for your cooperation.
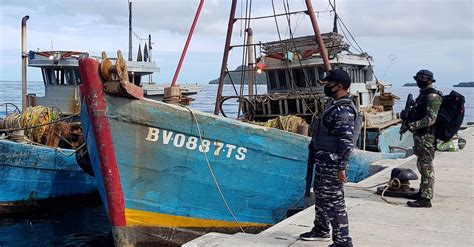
[434,90,465,141]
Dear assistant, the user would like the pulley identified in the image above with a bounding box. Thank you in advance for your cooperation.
[100,50,129,82]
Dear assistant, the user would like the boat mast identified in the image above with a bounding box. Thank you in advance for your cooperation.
[21,15,29,112]
[246,28,255,97]
[305,0,331,72]
[128,1,133,61]
[332,0,338,33]
[149,34,152,83]
[170,0,204,87]
[214,0,238,115]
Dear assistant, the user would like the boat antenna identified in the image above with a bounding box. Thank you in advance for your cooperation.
[148,34,153,83]
[214,0,238,115]
[128,0,133,61]
[332,0,338,33]
[21,15,29,112]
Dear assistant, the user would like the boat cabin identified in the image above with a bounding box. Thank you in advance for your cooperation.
[26,50,159,115]
[241,33,380,123]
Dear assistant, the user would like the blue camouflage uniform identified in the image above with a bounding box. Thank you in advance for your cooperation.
[309,94,355,247]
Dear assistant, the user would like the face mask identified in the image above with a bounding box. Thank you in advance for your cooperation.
[416,79,430,89]
[324,84,338,98]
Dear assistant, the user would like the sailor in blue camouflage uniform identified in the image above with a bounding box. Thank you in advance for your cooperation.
[300,69,355,247]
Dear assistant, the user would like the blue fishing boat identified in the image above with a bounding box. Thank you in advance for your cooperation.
[0,139,97,214]
[78,1,414,245]
[0,16,100,213]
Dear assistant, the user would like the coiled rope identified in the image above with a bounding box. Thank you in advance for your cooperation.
[346,178,408,205]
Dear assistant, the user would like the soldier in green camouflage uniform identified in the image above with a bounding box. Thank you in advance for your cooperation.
[401,69,442,208]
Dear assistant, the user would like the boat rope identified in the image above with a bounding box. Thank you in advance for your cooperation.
[329,2,385,106]
[271,0,317,116]
[345,178,407,205]
[184,106,246,233]
[0,114,78,132]
[235,10,332,21]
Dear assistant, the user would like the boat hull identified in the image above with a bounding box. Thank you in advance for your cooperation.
[0,140,97,214]
[78,58,408,245]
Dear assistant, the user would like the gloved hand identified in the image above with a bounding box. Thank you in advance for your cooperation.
[400,110,408,120]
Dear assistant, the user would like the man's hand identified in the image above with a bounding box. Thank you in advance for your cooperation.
[338,170,348,183]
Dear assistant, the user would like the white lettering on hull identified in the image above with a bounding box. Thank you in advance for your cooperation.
[145,127,247,160]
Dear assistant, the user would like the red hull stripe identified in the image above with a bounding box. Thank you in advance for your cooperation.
[79,58,126,226]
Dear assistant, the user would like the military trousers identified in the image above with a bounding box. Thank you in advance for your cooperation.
[313,154,352,247]
[413,133,436,199]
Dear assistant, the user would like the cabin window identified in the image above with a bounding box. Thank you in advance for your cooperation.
[318,68,326,82]
[75,69,82,84]
[65,69,75,85]
[53,69,66,85]
[42,68,51,84]
[43,68,56,84]
[365,68,373,81]
[292,68,307,88]
[359,92,363,105]
[267,71,277,90]
[64,68,81,85]
[277,70,288,89]
[306,67,317,86]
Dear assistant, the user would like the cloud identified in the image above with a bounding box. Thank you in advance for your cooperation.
[336,0,473,40]
[1,0,473,84]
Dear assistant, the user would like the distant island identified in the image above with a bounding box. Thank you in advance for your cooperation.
[453,81,474,87]
[403,83,417,87]
[209,65,267,85]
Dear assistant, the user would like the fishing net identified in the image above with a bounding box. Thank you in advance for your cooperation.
[263,115,309,134]
[1,106,63,144]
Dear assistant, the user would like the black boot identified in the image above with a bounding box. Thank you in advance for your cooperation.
[405,191,421,200]
[407,198,432,208]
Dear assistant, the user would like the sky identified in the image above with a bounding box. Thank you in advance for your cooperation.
[0,0,473,86]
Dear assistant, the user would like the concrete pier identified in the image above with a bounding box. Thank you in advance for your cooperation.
[184,127,474,246]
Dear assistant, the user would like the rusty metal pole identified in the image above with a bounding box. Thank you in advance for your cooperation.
[246,28,254,97]
[305,0,331,72]
[21,15,29,112]
[128,1,133,61]
[214,0,238,115]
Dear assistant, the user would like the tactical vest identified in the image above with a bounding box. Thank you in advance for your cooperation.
[410,87,441,135]
[311,97,360,153]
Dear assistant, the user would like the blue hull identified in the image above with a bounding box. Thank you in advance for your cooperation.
[82,95,407,227]
[0,139,97,212]
[77,56,411,245]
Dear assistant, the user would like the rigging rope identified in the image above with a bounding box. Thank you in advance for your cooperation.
[271,0,318,115]
[184,106,246,233]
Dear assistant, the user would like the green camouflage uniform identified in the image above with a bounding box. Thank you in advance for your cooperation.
[408,85,442,199]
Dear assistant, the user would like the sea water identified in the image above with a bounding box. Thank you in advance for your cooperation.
[0,81,473,246]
